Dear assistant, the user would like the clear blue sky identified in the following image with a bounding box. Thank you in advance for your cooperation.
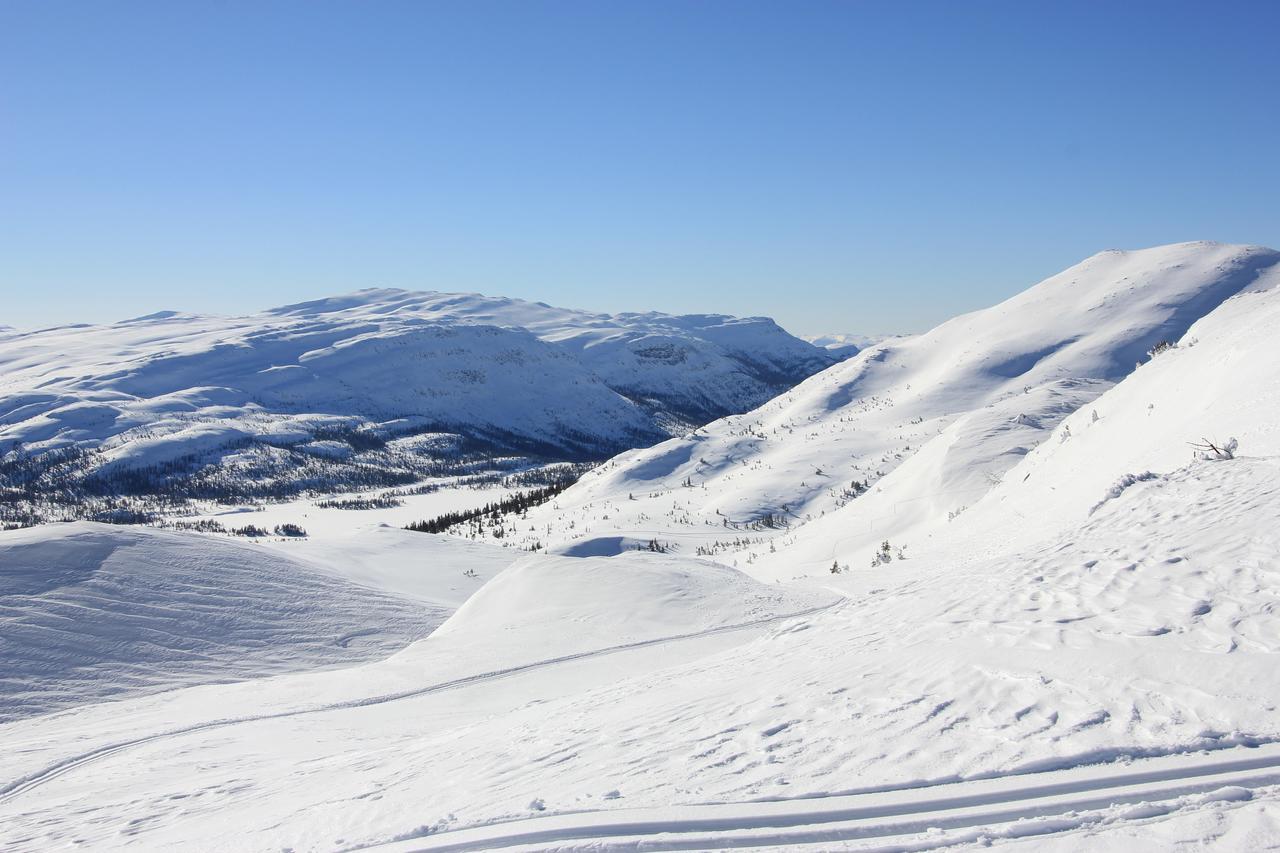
[2,1,1278,336]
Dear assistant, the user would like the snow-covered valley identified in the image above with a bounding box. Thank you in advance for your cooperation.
[4,241,1280,850]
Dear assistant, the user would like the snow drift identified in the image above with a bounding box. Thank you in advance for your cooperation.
[432,550,836,655]
[0,522,441,722]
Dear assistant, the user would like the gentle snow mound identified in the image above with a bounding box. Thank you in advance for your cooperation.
[433,551,835,652]
[0,522,441,722]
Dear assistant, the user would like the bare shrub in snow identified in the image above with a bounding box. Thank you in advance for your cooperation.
[1191,437,1238,461]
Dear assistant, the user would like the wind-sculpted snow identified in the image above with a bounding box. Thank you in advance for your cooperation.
[2,453,1278,849]
[0,551,836,841]
[432,551,836,654]
[0,522,444,722]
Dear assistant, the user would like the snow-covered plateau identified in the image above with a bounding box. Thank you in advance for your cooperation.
[4,241,1280,851]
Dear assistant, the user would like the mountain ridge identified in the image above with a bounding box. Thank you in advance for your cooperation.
[473,241,1280,574]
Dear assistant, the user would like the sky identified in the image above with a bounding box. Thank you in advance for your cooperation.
[2,1,1278,337]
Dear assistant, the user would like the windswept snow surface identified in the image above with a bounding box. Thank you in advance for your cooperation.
[2,453,1277,849]
[0,552,836,848]
[0,523,459,722]
[432,551,835,654]
[374,745,1280,851]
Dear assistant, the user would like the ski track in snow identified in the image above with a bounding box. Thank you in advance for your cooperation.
[367,745,1280,851]
[0,601,839,806]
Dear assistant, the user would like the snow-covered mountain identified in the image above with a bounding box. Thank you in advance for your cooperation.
[803,331,869,358]
[268,290,839,425]
[805,331,911,358]
[0,290,834,522]
[480,241,1280,573]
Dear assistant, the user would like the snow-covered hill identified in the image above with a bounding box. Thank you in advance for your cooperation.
[771,240,1280,575]
[0,290,834,523]
[492,241,1280,574]
[945,253,1280,555]
[433,550,835,655]
[0,522,448,722]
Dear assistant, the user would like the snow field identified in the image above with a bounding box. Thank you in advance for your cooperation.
[4,241,1280,849]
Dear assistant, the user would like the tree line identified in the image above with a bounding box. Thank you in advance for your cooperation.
[405,478,576,535]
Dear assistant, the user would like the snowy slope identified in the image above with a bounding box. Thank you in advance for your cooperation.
[433,551,835,655]
[0,550,836,849]
[368,454,1280,851]
[493,242,1280,573]
[769,247,1280,575]
[266,524,519,608]
[0,522,450,722]
[939,255,1280,552]
[2,448,1277,849]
